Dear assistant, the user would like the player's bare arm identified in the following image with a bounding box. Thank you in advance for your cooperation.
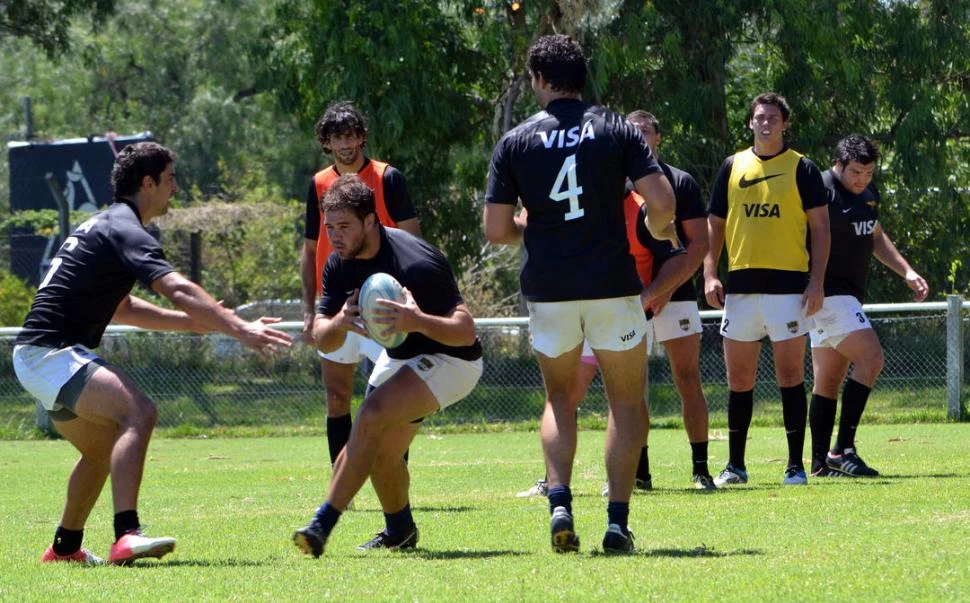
[372,291,477,347]
[872,224,929,301]
[633,172,677,243]
[679,217,710,284]
[803,205,831,316]
[299,238,319,343]
[483,203,525,245]
[113,294,198,331]
[703,215,726,309]
[150,271,292,355]
[640,253,690,314]
[311,291,368,353]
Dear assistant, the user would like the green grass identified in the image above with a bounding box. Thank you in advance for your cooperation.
[1,425,968,600]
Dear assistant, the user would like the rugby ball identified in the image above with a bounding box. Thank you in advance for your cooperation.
[358,272,408,348]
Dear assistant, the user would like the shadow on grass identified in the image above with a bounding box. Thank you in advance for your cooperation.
[412,505,477,513]
[328,505,476,515]
[589,546,764,558]
[643,546,764,558]
[882,473,963,480]
[131,558,267,568]
[404,549,528,560]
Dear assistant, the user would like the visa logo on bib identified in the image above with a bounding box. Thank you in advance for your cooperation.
[743,203,781,218]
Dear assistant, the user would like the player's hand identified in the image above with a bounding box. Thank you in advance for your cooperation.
[337,290,369,337]
[302,311,315,344]
[906,271,929,302]
[240,317,292,358]
[704,276,724,309]
[641,288,673,317]
[370,287,420,338]
[802,280,824,317]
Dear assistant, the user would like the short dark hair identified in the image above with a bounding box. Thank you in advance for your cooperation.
[315,101,368,153]
[748,92,791,123]
[627,110,661,135]
[321,174,376,221]
[111,142,177,198]
[527,35,587,94]
[834,134,878,166]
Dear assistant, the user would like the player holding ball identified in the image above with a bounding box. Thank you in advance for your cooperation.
[292,174,483,557]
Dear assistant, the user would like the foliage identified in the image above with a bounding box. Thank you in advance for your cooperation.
[0,268,34,325]
[2,0,969,307]
[0,0,115,56]
[0,0,314,208]
[155,195,305,308]
[261,0,498,270]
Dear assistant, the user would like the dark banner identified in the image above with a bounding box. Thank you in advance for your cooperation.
[7,132,154,285]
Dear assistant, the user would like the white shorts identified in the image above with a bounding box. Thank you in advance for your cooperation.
[652,300,703,343]
[368,352,483,410]
[317,331,383,364]
[720,293,808,342]
[581,325,654,366]
[809,295,872,348]
[527,296,647,358]
[12,344,105,417]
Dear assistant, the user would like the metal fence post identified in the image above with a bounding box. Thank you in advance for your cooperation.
[946,294,964,421]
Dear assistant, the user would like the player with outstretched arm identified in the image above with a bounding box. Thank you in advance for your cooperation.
[12,142,292,565]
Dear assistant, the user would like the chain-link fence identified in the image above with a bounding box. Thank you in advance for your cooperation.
[1,303,967,437]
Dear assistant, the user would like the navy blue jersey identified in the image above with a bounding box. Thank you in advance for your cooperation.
[822,169,880,302]
[485,98,662,302]
[659,161,706,302]
[318,227,482,361]
[304,158,415,240]
[17,201,176,349]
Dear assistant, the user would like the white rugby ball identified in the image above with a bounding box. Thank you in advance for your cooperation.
[358,272,408,348]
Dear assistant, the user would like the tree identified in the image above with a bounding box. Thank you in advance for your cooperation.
[0,0,115,56]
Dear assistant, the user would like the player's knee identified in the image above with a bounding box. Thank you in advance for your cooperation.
[856,347,885,381]
[775,364,805,387]
[356,397,393,432]
[814,372,843,397]
[547,391,577,412]
[868,347,885,376]
[325,393,352,416]
[671,365,701,390]
[123,394,157,433]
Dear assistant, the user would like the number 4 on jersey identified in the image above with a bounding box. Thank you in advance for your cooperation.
[549,154,584,221]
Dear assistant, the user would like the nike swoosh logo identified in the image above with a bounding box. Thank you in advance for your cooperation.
[842,207,853,214]
[738,173,784,188]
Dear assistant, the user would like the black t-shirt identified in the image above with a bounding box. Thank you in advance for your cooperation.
[822,169,880,302]
[485,98,662,302]
[303,159,416,240]
[17,201,176,349]
[659,161,706,301]
[708,148,829,294]
[318,226,482,361]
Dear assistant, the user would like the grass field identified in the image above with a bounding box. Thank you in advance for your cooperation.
[1,425,968,601]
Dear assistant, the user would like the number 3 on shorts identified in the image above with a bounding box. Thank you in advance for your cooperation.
[550,154,584,221]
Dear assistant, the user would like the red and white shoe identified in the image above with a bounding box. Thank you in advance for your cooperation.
[41,545,105,565]
[109,530,176,565]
